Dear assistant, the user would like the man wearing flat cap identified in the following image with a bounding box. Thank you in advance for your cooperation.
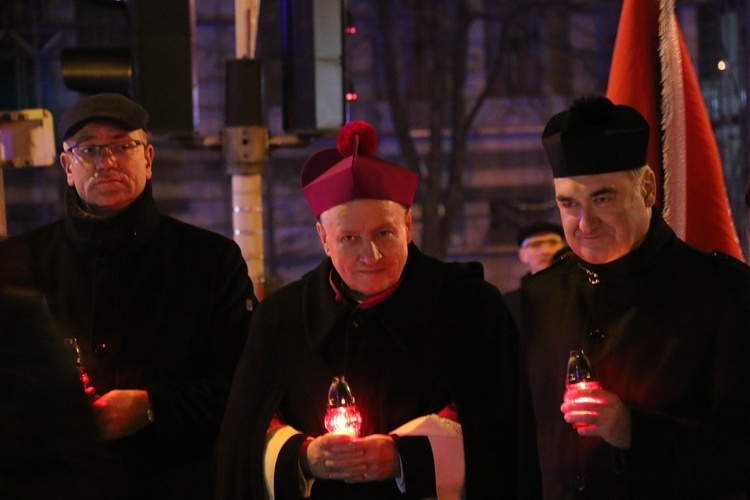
[216,120,519,499]
[519,95,750,498]
[0,93,256,497]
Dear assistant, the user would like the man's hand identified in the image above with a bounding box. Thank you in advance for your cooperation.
[305,433,400,483]
[91,389,152,440]
[561,386,632,449]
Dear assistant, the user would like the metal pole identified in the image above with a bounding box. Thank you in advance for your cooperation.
[227,0,268,299]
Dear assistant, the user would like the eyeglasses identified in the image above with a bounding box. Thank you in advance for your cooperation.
[65,140,145,165]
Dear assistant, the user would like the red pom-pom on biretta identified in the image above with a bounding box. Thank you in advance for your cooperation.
[336,120,378,157]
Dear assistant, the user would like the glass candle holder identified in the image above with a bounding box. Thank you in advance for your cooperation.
[324,376,362,437]
[64,337,90,390]
[565,349,601,428]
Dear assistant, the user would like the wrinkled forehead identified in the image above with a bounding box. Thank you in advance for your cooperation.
[320,199,409,227]
[553,170,633,197]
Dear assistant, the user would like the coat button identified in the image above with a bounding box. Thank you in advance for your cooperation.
[589,328,605,341]
[94,342,108,355]
[350,317,362,329]
[574,474,586,491]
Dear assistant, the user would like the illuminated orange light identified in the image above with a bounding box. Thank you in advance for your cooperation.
[572,396,603,404]
[569,380,600,391]
[78,366,90,389]
[565,380,602,429]
[324,406,362,437]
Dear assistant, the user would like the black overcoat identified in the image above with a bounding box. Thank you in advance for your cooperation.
[0,183,254,498]
[0,289,122,498]
[520,212,750,499]
[216,243,519,499]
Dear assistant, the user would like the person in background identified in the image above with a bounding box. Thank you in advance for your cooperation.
[503,221,566,324]
[215,120,519,499]
[519,95,750,498]
[516,222,566,276]
[0,93,256,498]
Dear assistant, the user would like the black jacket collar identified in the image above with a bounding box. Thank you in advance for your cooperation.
[576,210,675,285]
[302,243,453,353]
[63,181,160,257]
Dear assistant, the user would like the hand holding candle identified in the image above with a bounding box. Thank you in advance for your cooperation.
[563,350,601,429]
[304,376,397,482]
[561,350,632,448]
[304,433,400,482]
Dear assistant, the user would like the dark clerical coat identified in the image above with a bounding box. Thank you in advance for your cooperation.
[216,244,519,499]
[520,211,750,499]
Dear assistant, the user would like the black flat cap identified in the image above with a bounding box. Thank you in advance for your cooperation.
[516,221,564,247]
[59,93,149,141]
[542,95,649,178]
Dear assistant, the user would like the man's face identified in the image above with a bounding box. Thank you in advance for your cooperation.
[518,232,565,274]
[553,168,655,264]
[317,199,412,297]
[60,122,154,214]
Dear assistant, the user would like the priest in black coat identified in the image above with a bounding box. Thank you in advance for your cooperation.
[519,96,750,498]
[216,121,519,499]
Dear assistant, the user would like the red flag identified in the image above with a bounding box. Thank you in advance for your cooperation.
[606,0,743,260]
